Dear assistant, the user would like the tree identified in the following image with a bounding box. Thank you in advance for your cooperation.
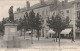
[0,18,7,36]
[76,15,80,30]
[0,22,4,33]
[28,10,36,44]
[48,14,70,46]
[65,17,71,27]
[35,13,42,40]
[19,14,29,39]
[17,12,29,37]
[0,22,4,36]
[25,12,30,30]
[17,18,23,30]
[17,18,23,36]
[76,13,80,41]
[1,18,7,32]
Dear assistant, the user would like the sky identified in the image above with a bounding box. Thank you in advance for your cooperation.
[0,0,74,21]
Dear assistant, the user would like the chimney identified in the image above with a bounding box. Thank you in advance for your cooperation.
[65,0,68,3]
[40,0,45,5]
[26,1,30,10]
[17,7,20,12]
[62,1,65,6]
[54,0,58,5]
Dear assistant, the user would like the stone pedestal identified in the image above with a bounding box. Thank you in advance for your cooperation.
[4,23,18,41]
[3,23,19,48]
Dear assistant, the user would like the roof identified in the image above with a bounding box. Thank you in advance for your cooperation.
[50,1,74,11]
[30,3,41,9]
[27,0,56,10]
[74,0,80,3]
[14,0,55,13]
[20,7,26,12]
[14,0,75,14]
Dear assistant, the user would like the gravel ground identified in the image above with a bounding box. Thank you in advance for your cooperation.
[0,36,80,51]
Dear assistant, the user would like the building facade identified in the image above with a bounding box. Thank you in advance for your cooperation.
[14,0,80,38]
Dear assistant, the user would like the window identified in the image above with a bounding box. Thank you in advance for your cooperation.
[66,16,69,18]
[77,11,80,19]
[46,10,48,15]
[60,11,64,16]
[61,11,64,14]
[42,20,44,24]
[66,16,70,25]
[67,10,69,13]
[77,3,80,8]
[53,12,55,15]
[42,11,44,16]
[77,11,79,17]
[66,16,70,22]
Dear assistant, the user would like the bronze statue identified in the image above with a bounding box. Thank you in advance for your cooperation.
[8,6,14,22]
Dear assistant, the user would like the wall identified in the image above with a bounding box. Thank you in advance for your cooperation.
[14,12,26,20]
[50,7,74,27]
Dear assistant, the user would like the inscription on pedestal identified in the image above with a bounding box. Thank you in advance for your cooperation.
[10,28,15,33]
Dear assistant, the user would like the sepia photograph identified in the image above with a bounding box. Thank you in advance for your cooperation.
[0,0,80,51]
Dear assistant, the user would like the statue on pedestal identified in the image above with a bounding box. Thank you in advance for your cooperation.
[8,6,14,22]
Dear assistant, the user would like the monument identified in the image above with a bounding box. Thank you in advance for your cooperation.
[4,23,18,41]
[3,6,16,41]
[3,6,20,48]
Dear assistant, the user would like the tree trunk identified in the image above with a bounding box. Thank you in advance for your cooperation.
[24,29,25,39]
[20,29,22,36]
[31,29,33,44]
[58,32,60,47]
[56,32,57,42]
[37,30,39,41]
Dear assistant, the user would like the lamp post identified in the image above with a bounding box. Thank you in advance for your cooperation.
[73,2,77,42]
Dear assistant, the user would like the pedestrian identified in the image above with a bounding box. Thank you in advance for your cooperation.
[52,38,55,42]
[52,34,55,42]
[71,28,75,42]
